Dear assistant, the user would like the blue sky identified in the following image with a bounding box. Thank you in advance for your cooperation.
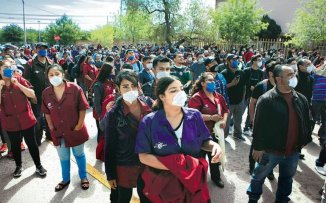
[0,0,215,30]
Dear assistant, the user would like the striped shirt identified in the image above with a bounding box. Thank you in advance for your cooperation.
[312,74,326,101]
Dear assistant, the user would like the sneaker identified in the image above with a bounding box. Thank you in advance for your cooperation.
[212,178,225,188]
[315,166,326,176]
[13,166,23,178]
[0,143,8,153]
[20,142,25,151]
[36,165,47,177]
[243,126,250,132]
[233,135,245,141]
[299,153,305,160]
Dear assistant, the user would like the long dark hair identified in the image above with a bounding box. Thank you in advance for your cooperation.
[77,55,86,66]
[90,63,114,91]
[152,76,179,111]
[190,72,214,96]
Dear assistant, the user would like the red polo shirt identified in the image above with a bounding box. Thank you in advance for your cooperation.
[83,63,99,89]
[188,90,229,134]
[41,82,90,147]
[0,77,37,132]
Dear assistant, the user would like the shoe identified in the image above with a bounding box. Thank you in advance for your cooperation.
[13,166,23,178]
[7,151,14,160]
[267,172,275,180]
[248,200,258,203]
[233,135,245,141]
[299,153,305,160]
[20,142,25,151]
[243,126,250,132]
[55,181,70,192]
[36,165,47,177]
[212,178,224,188]
[315,166,326,176]
[319,188,323,195]
[0,143,8,153]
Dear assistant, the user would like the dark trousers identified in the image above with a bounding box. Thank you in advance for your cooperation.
[207,135,221,181]
[95,120,102,143]
[312,101,326,166]
[0,123,5,144]
[110,186,133,203]
[32,103,50,145]
[7,126,41,168]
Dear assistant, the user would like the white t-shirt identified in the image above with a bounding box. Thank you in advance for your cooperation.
[174,121,184,147]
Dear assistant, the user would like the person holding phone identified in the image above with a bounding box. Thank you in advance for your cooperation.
[221,54,247,141]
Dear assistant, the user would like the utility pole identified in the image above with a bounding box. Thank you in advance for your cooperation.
[22,0,27,45]
[38,20,41,42]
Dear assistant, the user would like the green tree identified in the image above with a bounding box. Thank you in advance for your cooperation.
[257,15,282,39]
[177,0,218,42]
[114,10,152,43]
[1,24,23,43]
[289,0,326,46]
[212,0,267,44]
[26,29,40,43]
[43,14,82,45]
[90,25,115,47]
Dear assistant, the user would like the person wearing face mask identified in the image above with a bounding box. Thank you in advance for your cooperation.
[190,52,206,83]
[135,76,222,203]
[295,59,314,105]
[138,56,154,85]
[142,56,171,100]
[24,43,53,145]
[287,58,298,75]
[188,72,229,188]
[124,49,143,73]
[83,56,99,94]
[41,64,90,192]
[102,70,153,203]
[90,63,116,143]
[171,52,192,93]
[0,60,47,178]
[243,55,264,134]
[221,54,247,141]
[247,65,313,203]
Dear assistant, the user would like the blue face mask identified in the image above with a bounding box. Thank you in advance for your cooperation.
[206,82,215,93]
[3,68,14,78]
[128,56,135,61]
[232,60,239,69]
[38,49,47,57]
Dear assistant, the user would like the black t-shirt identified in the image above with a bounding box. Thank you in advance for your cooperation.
[221,68,246,105]
[244,67,264,98]
[251,79,274,100]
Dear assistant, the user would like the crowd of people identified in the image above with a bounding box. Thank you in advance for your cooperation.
[0,42,325,202]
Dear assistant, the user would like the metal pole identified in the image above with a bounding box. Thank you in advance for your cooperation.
[38,20,40,42]
[22,0,26,45]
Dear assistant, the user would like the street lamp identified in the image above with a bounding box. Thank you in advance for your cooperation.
[22,0,26,45]
[38,20,41,42]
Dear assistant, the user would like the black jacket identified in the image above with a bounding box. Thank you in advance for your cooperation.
[104,96,153,180]
[252,87,313,151]
[295,71,314,104]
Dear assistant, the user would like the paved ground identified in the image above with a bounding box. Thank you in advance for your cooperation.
[0,109,324,203]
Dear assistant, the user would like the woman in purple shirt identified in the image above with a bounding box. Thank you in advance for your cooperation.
[135,76,222,202]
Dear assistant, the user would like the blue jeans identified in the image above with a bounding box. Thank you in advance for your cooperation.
[56,139,87,182]
[247,152,299,202]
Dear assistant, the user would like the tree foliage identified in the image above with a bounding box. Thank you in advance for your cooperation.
[26,28,40,43]
[257,15,282,39]
[90,25,115,47]
[43,14,82,45]
[212,0,267,44]
[289,0,326,46]
[114,10,152,43]
[1,24,23,43]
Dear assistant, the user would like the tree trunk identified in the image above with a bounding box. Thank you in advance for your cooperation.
[163,0,172,48]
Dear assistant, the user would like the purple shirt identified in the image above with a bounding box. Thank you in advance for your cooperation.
[135,107,211,158]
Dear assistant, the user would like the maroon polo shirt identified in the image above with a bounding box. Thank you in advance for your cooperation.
[188,90,229,134]
[83,63,99,89]
[0,76,37,132]
[41,82,90,147]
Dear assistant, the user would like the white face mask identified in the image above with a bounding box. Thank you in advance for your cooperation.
[257,61,263,67]
[146,63,153,70]
[49,76,63,87]
[288,76,298,88]
[122,90,139,104]
[156,71,170,80]
[306,64,315,73]
[172,91,187,107]
[198,58,204,64]
[290,64,298,72]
